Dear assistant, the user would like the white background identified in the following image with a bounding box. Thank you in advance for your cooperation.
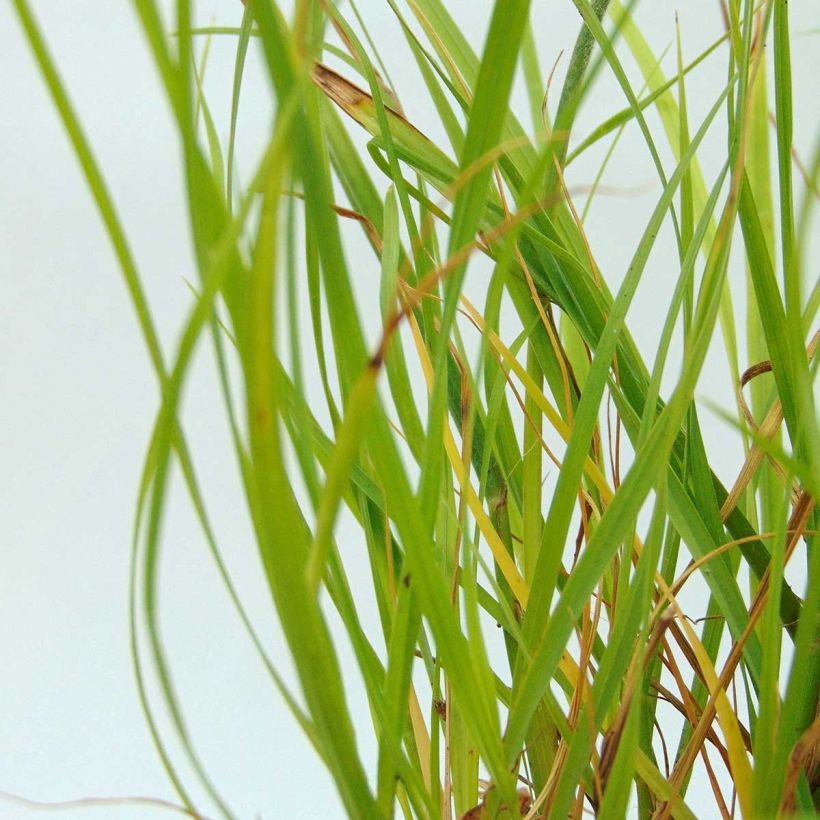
[1,1,817,818]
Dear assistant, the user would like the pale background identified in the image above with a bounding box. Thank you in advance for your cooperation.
[1,1,817,818]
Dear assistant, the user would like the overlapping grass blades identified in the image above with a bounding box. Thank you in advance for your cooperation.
[12,0,818,817]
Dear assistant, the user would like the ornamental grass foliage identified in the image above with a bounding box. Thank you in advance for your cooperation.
[12,0,820,817]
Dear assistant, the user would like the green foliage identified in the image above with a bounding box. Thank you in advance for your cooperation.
[13,0,818,817]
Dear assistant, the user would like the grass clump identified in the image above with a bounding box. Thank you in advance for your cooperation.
[12,0,819,817]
